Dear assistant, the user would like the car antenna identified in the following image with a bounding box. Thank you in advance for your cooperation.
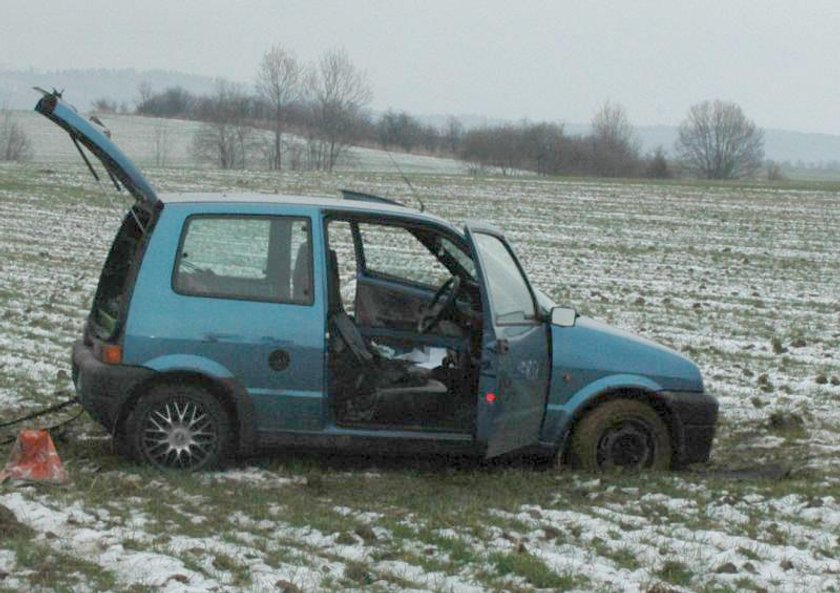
[385,150,425,213]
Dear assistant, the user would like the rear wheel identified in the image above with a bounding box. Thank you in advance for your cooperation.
[568,399,671,472]
[126,384,231,471]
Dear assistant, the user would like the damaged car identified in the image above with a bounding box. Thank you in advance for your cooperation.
[36,91,718,471]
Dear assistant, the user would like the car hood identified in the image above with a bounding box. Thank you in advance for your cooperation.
[34,90,159,208]
[551,315,704,395]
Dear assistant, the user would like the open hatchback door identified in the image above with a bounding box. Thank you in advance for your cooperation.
[466,222,551,458]
[34,90,160,209]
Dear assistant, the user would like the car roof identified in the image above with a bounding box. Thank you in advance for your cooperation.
[159,192,461,233]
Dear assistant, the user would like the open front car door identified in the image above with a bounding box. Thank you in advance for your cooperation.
[465,222,550,458]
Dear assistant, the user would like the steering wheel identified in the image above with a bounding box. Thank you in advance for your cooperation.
[417,275,462,334]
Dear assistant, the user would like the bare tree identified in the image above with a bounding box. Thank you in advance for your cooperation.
[92,97,118,113]
[136,81,153,111]
[192,81,255,169]
[590,101,640,177]
[377,110,423,152]
[521,122,564,175]
[0,105,32,162]
[675,100,764,180]
[256,45,303,171]
[306,48,373,171]
[152,120,170,167]
[136,86,195,118]
[444,116,464,154]
[459,125,525,175]
[767,161,785,181]
[645,146,671,179]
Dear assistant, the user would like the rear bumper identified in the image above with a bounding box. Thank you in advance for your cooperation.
[659,390,718,466]
[72,340,153,431]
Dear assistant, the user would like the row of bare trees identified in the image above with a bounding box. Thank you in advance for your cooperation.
[255,46,375,171]
[458,100,765,180]
[131,45,765,180]
[458,103,659,178]
[375,110,455,154]
[137,47,373,172]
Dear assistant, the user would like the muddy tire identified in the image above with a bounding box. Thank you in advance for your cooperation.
[125,384,232,471]
[568,399,672,471]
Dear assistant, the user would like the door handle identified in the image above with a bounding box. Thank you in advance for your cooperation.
[497,338,510,355]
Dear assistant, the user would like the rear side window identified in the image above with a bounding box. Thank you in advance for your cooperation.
[174,215,313,304]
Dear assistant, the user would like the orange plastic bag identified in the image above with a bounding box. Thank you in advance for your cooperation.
[0,429,68,484]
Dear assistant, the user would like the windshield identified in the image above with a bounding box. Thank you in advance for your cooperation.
[473,233,536,324]
[438,237,476,279]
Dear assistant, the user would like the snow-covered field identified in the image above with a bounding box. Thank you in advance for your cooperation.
[1,159,839,592]
[7,108,467,174]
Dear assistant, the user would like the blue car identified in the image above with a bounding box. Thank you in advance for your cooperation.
[37,91,717,471]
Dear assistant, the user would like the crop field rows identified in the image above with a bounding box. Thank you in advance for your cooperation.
[1,160,839,592]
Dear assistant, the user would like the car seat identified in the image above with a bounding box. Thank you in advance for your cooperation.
[326,249,447,422]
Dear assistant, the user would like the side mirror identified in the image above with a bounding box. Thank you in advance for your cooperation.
[551,306,577,327]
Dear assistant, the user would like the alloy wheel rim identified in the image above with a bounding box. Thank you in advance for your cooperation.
[141,398,217,469]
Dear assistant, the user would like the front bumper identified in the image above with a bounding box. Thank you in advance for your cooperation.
[659,390,719,466]
[72,340,153,431]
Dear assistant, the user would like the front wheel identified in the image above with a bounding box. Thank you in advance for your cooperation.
[568,399,672,471]
[126,384,231,471]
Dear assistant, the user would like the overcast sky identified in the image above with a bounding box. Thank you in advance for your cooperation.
[2,0,838,133]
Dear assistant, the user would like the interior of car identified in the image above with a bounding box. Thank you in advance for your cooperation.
[325,216,483,432]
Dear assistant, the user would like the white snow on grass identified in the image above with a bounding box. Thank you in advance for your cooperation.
[1,164,839,591]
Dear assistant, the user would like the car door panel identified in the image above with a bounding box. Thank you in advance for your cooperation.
[465,223,551,458]
[124,209,327,434]
[355,275,432,330]
[475,323,550,457]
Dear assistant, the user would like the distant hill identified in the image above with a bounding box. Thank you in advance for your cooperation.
[4,67,840,166]
[0,67,220,112]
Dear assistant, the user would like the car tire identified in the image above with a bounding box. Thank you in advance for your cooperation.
[126,384,232,471]
[568,399,672,472]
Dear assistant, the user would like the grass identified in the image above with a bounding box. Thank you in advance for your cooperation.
[1,163,839,591]
[9,539,118,591]
[656,559,694,587]
[211,552,251,586]
[488,550,584,590]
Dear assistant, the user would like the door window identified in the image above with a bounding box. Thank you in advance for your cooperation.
[174,216,313,304]
[473,233,535,324]
[359,223,451,287]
